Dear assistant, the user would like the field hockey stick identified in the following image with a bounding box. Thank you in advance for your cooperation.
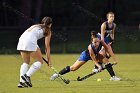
[77,63,114,81]
[42,57,70,84]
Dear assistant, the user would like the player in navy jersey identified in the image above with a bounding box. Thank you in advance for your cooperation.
[100,11,116,58]
[50,31,121,81]
[92,12,117,73]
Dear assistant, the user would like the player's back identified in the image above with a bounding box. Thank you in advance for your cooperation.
[20,25,44,41]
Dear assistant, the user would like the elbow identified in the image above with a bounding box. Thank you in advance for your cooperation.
[45,44,50,49]
[100,40,105,44]
[101,37,104,41]
[45,46,50,52]
[90,54,93,57]
[100,39,104,42]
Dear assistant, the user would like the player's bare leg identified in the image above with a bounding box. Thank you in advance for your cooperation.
[21,48,43,87]
[50,60,85,80]
[18,51,30,88]
[98,54,121,81]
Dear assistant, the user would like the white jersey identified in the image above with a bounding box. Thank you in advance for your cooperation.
[17,25,44,51]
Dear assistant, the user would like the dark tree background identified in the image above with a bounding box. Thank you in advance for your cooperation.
[0,0,140,53]
[1,0,140,26]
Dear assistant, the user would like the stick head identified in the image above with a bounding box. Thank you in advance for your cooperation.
[64,79,70,84]
[77,76,82,81]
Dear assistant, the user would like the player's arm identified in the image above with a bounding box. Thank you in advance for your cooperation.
[44,31,51,66]
[100,40,118,65]
[88,45,102,70]
[101,22,106,41]
[110,23,116,41]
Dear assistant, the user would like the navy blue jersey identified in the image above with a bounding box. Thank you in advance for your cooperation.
[85,42,102,56]
[105,21,115,37]
[90,42,102,56]
[97,33,109,44]
[78,42,102,62]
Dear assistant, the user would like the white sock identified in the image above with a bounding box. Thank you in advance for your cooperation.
[20,63,29,83]
[26,61,42,77]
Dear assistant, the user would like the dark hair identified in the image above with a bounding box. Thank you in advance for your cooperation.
[44,27,51,36]
[41,16,52,27]
[106,12,114,18]
[91,31,98,41]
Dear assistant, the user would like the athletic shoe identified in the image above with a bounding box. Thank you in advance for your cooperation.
[21,74,32,87]
[18,82,28,88]
[110,76,121,81]
[50,73,59,80]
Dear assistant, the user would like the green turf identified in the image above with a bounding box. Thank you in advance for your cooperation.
[0,54,140,93]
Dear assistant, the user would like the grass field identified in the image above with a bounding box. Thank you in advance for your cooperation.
[0,54,140,93]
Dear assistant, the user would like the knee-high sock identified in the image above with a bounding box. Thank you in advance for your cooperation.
[105,63,115,77]
[26,61,42,77]
[59,66,70,75]
[20,63,29,82]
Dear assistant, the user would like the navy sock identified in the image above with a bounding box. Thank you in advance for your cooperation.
[59,66,70,75]
[105,63,115,77]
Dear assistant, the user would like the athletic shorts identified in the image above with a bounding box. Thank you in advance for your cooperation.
[78,50,91,62]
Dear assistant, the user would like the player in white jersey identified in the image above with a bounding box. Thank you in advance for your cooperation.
[17,16,52,88]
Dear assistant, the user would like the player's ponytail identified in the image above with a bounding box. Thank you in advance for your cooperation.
[91,31,98,41]
[41,16,52,28]
[41,16,52,36]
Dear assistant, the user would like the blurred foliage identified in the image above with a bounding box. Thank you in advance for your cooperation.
[0,0,140,54]
[0,0,140,26]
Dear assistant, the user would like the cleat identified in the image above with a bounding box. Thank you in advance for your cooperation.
[18,82,28,88]
[50,73,59,80]
[110,76,121,81]
[21,74,32,87]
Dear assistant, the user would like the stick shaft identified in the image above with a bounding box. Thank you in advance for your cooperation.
[77,64,114,81]
[42,57,69,84]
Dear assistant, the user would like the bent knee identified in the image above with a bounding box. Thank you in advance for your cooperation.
[102,58,109,63]
[35,58,43,64]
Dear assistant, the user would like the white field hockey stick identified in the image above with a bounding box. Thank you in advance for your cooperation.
[42,57,70,84]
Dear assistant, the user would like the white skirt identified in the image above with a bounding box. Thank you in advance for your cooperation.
[17,33,38,51]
